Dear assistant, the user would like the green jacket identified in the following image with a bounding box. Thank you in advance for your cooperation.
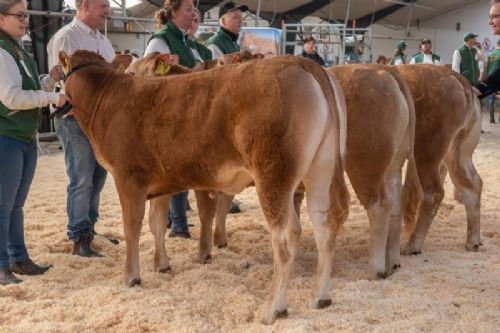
[486,48,500,77]
[390,53,405,65]
[187,39,212,61]
[150,21,196,68]
[205,29,240,54]
[0,31,41,143]
[412,52,441,64]
[458,45,480,85]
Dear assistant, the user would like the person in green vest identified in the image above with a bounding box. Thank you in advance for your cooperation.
[389,40,407,65]
[410,38,441,64]
[144,0,202,238]
[0,0,67,285]
[452,32,485,85]
[205,1,248,60]
[483,39,500,123]
[187,8,212,61]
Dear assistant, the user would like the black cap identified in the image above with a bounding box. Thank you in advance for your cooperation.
[219,1,249,18]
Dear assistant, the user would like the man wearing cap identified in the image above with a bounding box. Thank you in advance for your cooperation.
[410,39,441,64]
[205,1,248,59]
[452,32,485,85]
[390,40,407,65]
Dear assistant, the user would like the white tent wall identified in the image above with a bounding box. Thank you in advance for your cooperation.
[370,1,493,64]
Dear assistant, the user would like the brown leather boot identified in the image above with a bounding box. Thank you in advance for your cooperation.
[0,267,22,285]
[10,257,51,275]
[72,235,104,257]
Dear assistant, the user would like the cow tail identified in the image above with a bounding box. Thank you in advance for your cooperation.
[326,72,350,231]
[395,74,423,233]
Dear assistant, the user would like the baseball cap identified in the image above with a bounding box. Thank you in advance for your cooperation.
[421,38,431,44]
[219,1,249,18]
[463,32,478,42]
[396,40,407,49]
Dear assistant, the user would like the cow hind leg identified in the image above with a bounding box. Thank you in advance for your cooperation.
[257,185,301,325]
[195,190,217,263]
[148,195,171,272]
[445,128,482,251]
[402,163,444,255]
[384,168,404,276]
[213,192,234,248]
[301,137,339,309]
[115,180,147,287]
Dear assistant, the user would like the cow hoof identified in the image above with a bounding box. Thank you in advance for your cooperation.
[465,243,482,252]
[393,264,401,270]
[203,254,212,264]
[159,266,171,274]
[128,278,141,287]
[316,299,332,309]
[216,243,227,249]
[275,309,288,319]
[377,271,388,279]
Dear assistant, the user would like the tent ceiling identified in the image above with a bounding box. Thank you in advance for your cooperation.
[133,0,486,27]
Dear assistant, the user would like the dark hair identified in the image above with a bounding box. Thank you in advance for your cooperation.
[155,0,185,27]
[304,36,316,44]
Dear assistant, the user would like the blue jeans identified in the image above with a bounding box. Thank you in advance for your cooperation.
[56,117,107,240]
[0,136,37,268]
[169,191,188,233]
[488,94,496,120]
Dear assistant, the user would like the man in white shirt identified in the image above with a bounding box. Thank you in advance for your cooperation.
[451,32,485,85]
[410,38,441,65]
[47,0,115,257]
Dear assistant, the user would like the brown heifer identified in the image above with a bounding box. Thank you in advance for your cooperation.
[395,65,482,254]
[324,65,422,277]
[58,50,348,324]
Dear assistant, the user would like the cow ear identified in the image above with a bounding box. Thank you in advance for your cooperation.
[58,51,71,74]
[155,55,171,76]
[112,54,133,73]
[169,54,179,65]
[231,53,241,64]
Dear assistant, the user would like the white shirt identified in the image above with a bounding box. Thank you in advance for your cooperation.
[144,34,205,62]
[206,44,224,60]
[410,53,441,65]
[393,58,404,66]
[451,45,485,73]
[0,48,59,111]
[47,18,115,69]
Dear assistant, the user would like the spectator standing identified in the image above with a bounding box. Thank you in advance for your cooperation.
[47,0,115,257]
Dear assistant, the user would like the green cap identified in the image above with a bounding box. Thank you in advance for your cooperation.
[396,40,407,49]
[463,32,478,42]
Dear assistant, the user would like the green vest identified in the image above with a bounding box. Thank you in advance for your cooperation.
[486,48,500,76]
[0,31,41,143]
[187,39,212,61]
[390,53,405,65]
[150,21,196,68]
[205,29,240,54]
[412,52,441,64]
[458,45,480,85]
